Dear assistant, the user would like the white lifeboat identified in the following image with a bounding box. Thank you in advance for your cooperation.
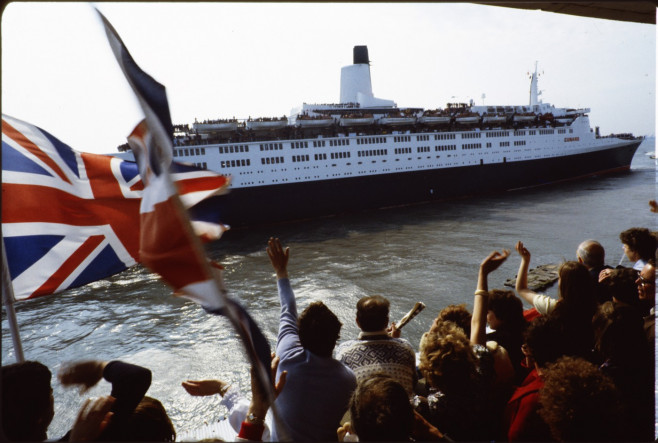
[419,115,451,125]
[297,116,335,128]
[246,118,288,130]
[193,121,238,133]
[339,114,375,126]
[455,113,481,125]
[378,115,416,126]
[513,113,536,123]
[482,114,507,125]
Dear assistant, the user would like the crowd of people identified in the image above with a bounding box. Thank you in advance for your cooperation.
[2,223,656,441]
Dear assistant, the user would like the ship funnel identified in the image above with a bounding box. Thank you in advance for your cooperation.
[340,46,395,107]
[353,46,369,64]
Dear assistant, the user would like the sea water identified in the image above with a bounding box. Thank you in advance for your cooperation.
[2,139,656,438]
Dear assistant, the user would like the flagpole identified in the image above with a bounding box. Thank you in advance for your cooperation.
[2,240,25,363]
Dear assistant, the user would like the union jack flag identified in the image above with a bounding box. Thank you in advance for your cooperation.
[2,114,229,301]
[97,7,275,389]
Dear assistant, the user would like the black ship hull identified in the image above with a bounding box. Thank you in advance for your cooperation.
[191,140,642,228]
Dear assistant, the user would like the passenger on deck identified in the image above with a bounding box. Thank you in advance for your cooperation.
[414,249,510,441]
[539,356,624,441]
[592,301,653,441]
[182,354,287,441]
[502,315,573,442]
[599,267,642,309]
[430,303,472,336]
[486,289,528,385]
[576,239,613,303]
[338,374,445,442]
[1,361,55,441]
[636,260,656,342]
[58,359,175,441]
[266,237,357,441]
[515,241,596,320]
[335,295,417,395]
[618,227,657,271]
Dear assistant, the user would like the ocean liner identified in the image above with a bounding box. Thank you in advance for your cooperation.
[118,46,643,228]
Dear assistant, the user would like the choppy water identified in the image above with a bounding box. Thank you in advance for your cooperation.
[3,140,656,438]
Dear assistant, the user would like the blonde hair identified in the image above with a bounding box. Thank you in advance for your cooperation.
[419,321,477,392]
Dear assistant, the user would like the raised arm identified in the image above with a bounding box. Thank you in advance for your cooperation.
[267,237,289,280]
[514,241,538,306]
[59,360,151,433]
[267,237,300,359]
[237,354,288,442]
[471,249,510,346]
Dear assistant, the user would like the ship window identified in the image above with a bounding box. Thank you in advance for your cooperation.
[241,159,246,166]
[266,158,271,164]
[247,159,251,166]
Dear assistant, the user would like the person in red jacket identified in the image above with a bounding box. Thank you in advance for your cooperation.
[503,314,574,441]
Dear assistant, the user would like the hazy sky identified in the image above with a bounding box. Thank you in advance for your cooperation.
[2,2,655,154]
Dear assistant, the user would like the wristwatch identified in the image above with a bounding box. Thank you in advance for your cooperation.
[246,413,265,425]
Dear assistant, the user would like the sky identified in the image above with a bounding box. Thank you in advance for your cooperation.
[2,2,656,155]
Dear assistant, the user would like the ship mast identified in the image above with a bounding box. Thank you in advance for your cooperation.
[529,61,541,107]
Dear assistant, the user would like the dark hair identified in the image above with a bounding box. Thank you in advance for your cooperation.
[556,261,597,321]
[101,396,176,441]
[488,289,526,333]
[539,356,623,441]
[523,315,575,368]
[435,304,472,337]
[620,227,657,261]
[1,361,53,441]
[298,301,342,357]
[577,240,605,269]
[600,267,640,306]
[356,295,390,332]
[593,303,647,363]
[350,375,413,441]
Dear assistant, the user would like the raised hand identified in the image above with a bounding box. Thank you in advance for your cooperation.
[515,241,531,261]
[480,249,511,275]
[58,361,107,394]
[181,379,230,397]
[267,237,289,279]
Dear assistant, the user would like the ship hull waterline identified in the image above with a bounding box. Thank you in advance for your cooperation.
[191,140,641,229]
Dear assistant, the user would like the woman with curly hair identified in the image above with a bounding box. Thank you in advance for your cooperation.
[415,321,487,441]
[414,249,511,441]
[619,227,657,271]
[539,356,623,441]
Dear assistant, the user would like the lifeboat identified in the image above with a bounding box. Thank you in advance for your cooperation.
[419,115,451,125]
[482,114,508,125]
[246,117,288,130]
[296,115,335,128]
[513,112,537,123]
[419,110,451,125]
[339,113,375,126]
[555,117,573,125]
[378,112,416,126]
[455,112,481,125]
[193,120,238,133]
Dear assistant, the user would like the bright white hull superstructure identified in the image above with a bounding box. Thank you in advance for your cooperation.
[115,47,642,227]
